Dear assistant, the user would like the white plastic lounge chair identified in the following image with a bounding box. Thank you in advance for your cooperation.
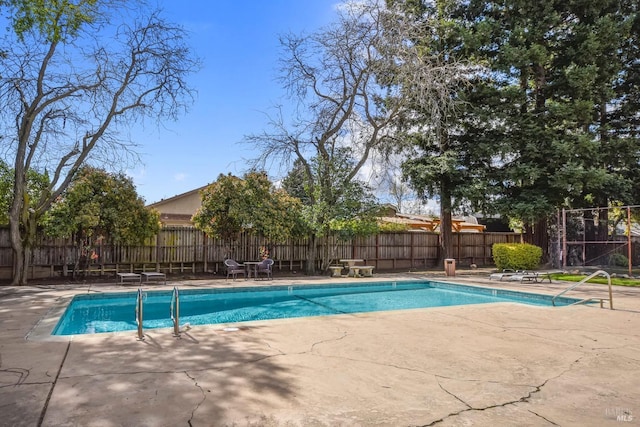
[508,272,539,283]
[489,270,525,281]
[507,270,565,283]
[530,269,565,283]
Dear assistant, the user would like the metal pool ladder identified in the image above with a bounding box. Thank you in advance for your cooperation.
[170,286,180,337]
[552,270,613,309]
[135,288,145,340]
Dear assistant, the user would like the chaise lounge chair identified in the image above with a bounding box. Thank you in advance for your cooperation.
[507,269,566,283]
[507,272,539,282]
[489,269,526,281]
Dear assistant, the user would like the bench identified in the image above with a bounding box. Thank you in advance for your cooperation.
[359,266,375,277]
[116,273,141,285]
[141,272,166,285]
[347,265,375,278]
[329,266,343,277]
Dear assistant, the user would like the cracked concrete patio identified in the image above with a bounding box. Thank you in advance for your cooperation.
[1,271,639,426]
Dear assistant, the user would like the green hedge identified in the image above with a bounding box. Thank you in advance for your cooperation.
[492,243,542,271]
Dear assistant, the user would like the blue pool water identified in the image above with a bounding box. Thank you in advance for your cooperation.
[52,281,580,335]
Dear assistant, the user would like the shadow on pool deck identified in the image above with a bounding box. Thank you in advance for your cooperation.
[1,271,639,426]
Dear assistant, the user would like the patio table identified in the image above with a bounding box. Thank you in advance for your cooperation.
[244,261,262,279]
[339,259,364,267]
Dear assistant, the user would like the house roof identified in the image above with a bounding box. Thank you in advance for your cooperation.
[379,211,486,232]
[146,185,210,226]
[146,185,208,208]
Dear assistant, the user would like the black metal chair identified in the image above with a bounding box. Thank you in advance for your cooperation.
[224,259,245,281]
[256,258,274,280]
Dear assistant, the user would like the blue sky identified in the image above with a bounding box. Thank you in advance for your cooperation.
[129,1,339,204]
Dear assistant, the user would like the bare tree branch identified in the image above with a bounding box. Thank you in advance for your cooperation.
[1,1,200,284]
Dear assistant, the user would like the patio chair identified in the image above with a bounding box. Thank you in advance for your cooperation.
[256,258,274,280]
[224,259,245,281]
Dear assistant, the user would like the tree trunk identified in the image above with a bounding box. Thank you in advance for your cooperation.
[305,234,318,275]
[439,179,453,263]
[522,217,550,263]
[10,215,37,286]
[320,235,331,272]
[10,225,26,286]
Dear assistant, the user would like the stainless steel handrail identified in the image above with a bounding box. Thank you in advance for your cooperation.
[569,297,611,309]
[552,270,613,309]
[135,288,145,340]
[170,286,180,337]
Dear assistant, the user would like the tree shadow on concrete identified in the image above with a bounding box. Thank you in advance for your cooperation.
[43,325,298,426]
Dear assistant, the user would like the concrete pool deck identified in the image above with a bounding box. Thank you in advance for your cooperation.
[1,271,639,426]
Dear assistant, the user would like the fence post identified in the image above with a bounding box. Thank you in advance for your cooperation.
[562,208,567,269]
[628,206,633,277]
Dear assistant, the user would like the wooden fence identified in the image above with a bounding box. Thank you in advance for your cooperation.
[0,226,521,280]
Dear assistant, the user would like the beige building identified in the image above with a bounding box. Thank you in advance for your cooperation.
[147,186,206,226]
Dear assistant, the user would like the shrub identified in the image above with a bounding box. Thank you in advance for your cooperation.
[608,253,629,267]
[378,222,409,232]
[492,243,542,271]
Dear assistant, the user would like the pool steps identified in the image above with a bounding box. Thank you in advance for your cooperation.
[138,286,183,340]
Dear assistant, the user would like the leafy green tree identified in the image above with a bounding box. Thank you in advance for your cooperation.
[0,161,13,225]
[0,160,51,225]
[0,0,198,284]
[193,171,304,249]
[456,0,640,261]
[283,151,380,272]
[395,0,639,265]
[42,167,160,274]
[0,0,100,43]
[247,1,462,272]
[385,0,486,262]
[281,150,380,268]
[281,159,311,205]
[43,167,159,243]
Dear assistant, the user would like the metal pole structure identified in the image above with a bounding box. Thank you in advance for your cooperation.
[562,208,567,269]
[628,206,633,277]
[582,212,586,266]
[556,209,561,269]
[136,288,144,340]
[171,286,180,337]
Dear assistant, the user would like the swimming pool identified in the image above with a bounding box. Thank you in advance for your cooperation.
[52,281,581,336]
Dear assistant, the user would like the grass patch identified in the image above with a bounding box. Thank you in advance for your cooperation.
[554,274,640,287]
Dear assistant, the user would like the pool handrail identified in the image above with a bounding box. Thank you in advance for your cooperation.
[170,286,180,337]
[135,288,145,340]
[552,270,613,309]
